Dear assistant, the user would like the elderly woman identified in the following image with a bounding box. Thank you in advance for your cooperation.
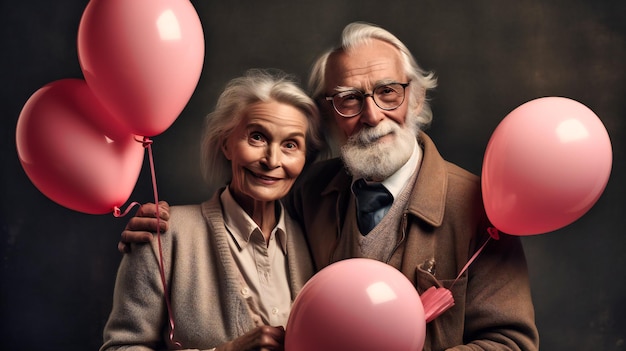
[101,69,324,351]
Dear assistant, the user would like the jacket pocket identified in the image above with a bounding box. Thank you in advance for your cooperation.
[416,267,467,350]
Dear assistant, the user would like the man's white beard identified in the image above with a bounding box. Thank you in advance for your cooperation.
[340,119,418,181]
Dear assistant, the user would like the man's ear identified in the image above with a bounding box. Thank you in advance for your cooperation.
[413,89,426,115]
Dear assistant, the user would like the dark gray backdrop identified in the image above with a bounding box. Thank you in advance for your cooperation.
[1,1,624,350]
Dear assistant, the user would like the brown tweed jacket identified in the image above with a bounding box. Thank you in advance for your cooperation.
[287,132,539,351]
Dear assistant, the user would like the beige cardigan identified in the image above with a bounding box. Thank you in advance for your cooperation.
[101,192,314,351]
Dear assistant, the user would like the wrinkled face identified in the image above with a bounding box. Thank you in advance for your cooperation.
[324,39,419,181]
[223,100,308,207]
[325,39,410,140]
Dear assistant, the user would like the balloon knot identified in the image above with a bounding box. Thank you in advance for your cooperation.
[487,227,500,240]
[134,136,153,148]
[113,202,141,218]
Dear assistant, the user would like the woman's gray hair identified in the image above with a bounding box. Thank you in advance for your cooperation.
[200,69,324,186]
[308,22,438,131]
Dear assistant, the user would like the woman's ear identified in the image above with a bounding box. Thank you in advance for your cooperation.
[221,137,232,160]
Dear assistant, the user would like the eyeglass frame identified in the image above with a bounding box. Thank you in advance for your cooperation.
[324,81,411,118]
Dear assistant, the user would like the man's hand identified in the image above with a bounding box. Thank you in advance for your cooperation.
[215,325,286,351]
[118,201,170,253]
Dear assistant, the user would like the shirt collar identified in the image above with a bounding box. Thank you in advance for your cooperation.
[220,186,288,253]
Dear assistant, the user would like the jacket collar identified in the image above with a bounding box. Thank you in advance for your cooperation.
[407,132,447,227]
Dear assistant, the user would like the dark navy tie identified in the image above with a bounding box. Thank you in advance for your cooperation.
[352,179,393,235]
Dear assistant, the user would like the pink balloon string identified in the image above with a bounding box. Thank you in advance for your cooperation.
[115,136,181,349]
[451,227,500,289]
[144,137,182,349]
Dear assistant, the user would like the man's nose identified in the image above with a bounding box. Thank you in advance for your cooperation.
[359,95,384,126]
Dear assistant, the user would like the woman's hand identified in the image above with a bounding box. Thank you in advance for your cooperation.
[215,325,286,351]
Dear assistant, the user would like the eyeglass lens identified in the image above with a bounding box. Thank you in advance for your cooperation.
[332,83,407,117]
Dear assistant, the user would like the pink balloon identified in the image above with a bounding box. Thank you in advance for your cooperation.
[77,0,205,136]
[16,79,144,215]
[482,97,612,235]
[285,258,425,351]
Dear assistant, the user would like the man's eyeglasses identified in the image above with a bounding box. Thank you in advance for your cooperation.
[325,82,410,118]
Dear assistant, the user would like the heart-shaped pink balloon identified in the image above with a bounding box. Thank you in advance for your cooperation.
[16,79,144,214]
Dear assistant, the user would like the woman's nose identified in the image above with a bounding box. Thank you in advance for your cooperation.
[261,144,281,169]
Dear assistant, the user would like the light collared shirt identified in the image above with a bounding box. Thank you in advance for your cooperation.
[220,187,291,327]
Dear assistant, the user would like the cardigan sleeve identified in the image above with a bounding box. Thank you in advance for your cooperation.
[100,241,168,351]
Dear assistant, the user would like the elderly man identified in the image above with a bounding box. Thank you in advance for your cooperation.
[121,22,539,350]
[286,21,538,350]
